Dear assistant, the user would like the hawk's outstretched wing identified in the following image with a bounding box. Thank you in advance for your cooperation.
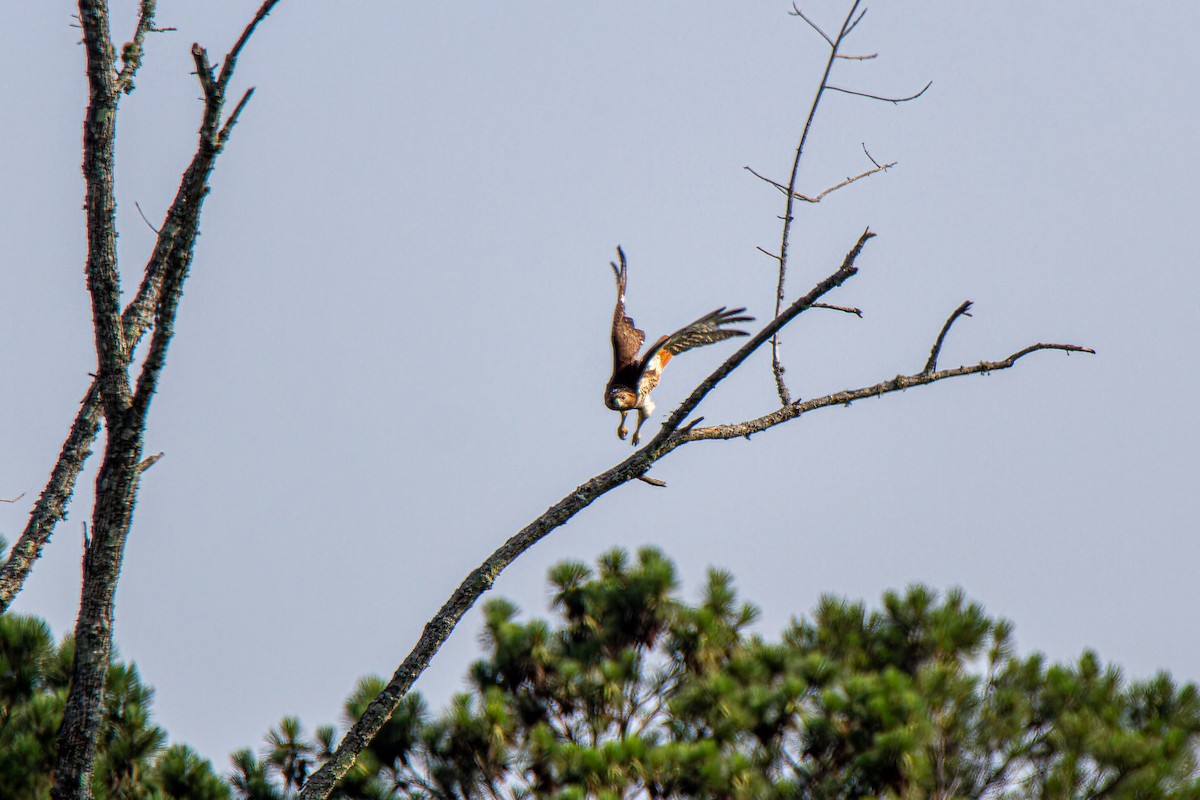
[609,246,645,382]
[637,306,753,395]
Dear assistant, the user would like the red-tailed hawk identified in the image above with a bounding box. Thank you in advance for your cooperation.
[605,247,753,445]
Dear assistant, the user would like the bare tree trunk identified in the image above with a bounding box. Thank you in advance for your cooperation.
[47,2,278,797]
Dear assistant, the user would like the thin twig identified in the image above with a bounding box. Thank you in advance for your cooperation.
[835,53,878,60]
[812,302,862,317]
[0,492,26,504]
[746,162,896,204]
[789,4,833,47]
[756,246,782,262]
[924,300,973,375]
[637,476,667,488]
[134,202,161,234]
[844,7,869,37]
[827,80,933,104]
[862,142,882,168]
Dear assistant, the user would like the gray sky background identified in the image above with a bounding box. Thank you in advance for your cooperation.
[4,0,1198,769]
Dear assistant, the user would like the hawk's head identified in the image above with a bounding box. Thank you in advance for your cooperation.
[605,386,638,411]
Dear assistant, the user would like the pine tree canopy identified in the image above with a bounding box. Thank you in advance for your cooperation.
[4,547,1198,799]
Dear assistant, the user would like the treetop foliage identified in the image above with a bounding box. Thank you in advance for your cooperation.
[6,544,1196,799]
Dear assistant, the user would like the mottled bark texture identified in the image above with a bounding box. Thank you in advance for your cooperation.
[47,2,278,798]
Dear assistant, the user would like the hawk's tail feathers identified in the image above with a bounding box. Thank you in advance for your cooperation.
[610,245,628,298]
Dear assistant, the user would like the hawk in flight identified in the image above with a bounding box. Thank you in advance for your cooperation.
[605,247,753,445]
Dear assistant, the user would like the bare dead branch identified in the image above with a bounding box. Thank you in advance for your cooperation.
[217,0,282,87]
[0,492,26,504]
[747,162,897,205]
[836,53,878,60]
[663,229,875,442]
[827,80,933,104]
[924,300,974,375]
[680,342,1095,444]
[745,165,792,195]
[191,43,215,97]
[862,142,882,168]
[770,0,865,407]
[790,4,834,47]
[637,476,667,488]
[844,6,869,37]
[756,246,782,262]
[297,442,673,798]
[812,302,863,317]
[0,1,271,620]
[137,452,164,474]
[116,0,160,95]
[134,201,161,234]
[78,0,131,423]
[217,87,256,149]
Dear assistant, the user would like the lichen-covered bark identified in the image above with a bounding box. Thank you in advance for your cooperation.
[49,2,272,797]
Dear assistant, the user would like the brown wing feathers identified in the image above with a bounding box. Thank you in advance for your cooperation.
[610,246,645,378]
[608,246,754,385]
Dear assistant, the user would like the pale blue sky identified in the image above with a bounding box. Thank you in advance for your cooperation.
[3,0,1198,768]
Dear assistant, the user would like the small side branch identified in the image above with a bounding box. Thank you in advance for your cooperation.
[827,80,932,104]
[680,342,1095,444]
[812,302,862,317]
[745,161,896,204]
[924,300,973,375]
[217,87,256,149]
[116,0,166,95]
[0,492,26,504]
[137,452,164,475]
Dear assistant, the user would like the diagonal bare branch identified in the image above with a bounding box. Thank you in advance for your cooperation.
[924,300,974,375]
[216,0,282,87]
